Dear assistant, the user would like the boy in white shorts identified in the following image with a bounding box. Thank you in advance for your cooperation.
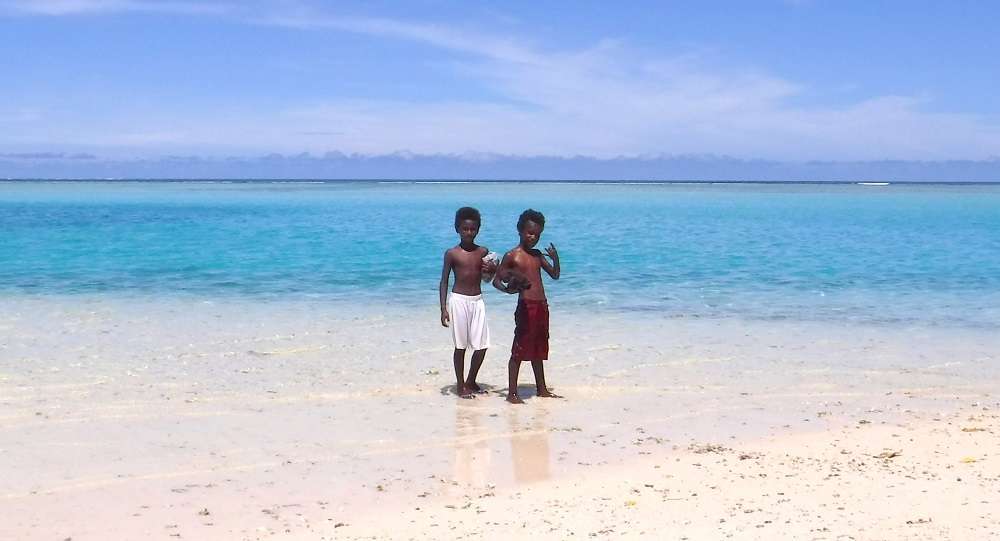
[439,207,497,398]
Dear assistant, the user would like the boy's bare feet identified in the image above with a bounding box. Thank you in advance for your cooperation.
[506,393,525,404]
[536,388,563,398]
[466,381,487,394]
[457,385,475,399]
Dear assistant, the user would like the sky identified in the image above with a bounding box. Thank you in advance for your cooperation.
[1,1,999,178]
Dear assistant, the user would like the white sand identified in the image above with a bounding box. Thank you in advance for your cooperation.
[1,296,997,539]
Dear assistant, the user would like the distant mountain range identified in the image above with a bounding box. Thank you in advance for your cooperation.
[3,152,999,182]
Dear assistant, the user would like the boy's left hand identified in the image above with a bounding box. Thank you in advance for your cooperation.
[545,243,559,260]
[481,259,498,274]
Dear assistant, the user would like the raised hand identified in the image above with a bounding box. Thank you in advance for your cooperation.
[545,243,559,260]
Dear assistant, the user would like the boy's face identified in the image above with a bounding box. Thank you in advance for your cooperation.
[457,219,480,243]
[518,220,543,248]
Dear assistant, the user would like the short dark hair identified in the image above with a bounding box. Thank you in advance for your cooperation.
[517,209,545,231]
[455,207,481,229]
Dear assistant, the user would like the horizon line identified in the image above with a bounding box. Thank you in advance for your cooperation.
[4,178,1000,185]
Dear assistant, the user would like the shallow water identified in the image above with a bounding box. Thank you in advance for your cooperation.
[2,180,999,327]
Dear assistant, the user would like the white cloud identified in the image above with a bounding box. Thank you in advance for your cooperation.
[3,0,999,160]
[0,0,228,16]
[254,20,1000,160]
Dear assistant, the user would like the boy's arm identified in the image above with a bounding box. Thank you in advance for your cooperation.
[439,251,453,327]
[491,252,517,294]
[541,243,560,279]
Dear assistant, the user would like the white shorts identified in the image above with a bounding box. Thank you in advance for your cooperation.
[448,292,491,350]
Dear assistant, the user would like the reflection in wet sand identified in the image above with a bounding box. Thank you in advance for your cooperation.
[453,404,492,486]
[452,403,554,487]
[507,406,551,484]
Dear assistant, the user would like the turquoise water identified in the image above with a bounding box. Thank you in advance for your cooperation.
[2,181,1000,327]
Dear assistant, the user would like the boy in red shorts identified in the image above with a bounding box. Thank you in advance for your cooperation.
[492,209,563,404]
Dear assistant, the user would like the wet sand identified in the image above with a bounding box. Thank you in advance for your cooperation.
[345,405,1000,540]
[1,297,998,539]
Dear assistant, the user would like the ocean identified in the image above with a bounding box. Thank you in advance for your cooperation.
[2,180,999,328]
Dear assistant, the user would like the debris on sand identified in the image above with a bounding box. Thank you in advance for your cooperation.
[875,450,902,460]
[689,443,729,454]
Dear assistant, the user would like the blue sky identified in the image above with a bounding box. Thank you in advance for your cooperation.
[1,0,999,170]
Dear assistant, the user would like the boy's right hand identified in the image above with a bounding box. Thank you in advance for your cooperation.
[440,309,450,327]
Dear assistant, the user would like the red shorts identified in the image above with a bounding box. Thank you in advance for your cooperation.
[512,298,549,361]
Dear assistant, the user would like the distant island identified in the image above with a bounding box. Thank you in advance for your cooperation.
[3,152,1000,182]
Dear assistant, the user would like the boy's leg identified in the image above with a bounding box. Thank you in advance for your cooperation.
[506,357,524,404]
[530,360,562,398]
[453,349,473,399]
[466,348,487,392]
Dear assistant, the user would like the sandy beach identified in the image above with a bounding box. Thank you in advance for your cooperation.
[2,297,998,540]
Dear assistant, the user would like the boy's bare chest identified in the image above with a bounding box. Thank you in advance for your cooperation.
[453,249,484,272]
[511,252,541,272]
